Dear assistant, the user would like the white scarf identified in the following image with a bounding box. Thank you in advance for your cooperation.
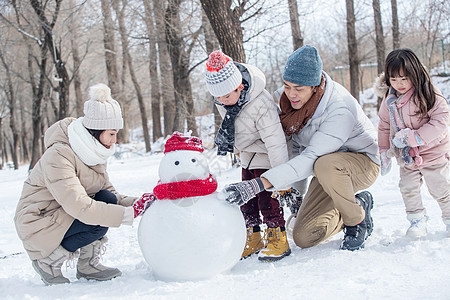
[68,117,115,166]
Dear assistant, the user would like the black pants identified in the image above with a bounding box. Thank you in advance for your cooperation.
[240,168,285,228]
[61,190,117,252]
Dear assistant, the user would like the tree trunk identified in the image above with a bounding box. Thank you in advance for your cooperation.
[0,50,19,169]
[29,52,47,170]
[69,0,84,117]
[153,0,175,137]
[165,0,198,136]
[18,92,30,163]
[345,0,360,100]
[143,0,163,142]
[287,0,303,50]
[202,11,221,136]
[200,0,245,62]
[29,0,70,120]
[372,0,385,110]
[391,0,400,49]
[114,0,151,152]
[0,117,3,169]
[100,0,120,97]
[100,0,129,143]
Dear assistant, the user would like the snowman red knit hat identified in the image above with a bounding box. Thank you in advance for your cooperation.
[164,132,204,153]
[205,50,242,97]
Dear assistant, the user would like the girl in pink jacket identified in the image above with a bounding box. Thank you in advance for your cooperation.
[377,48,449,237]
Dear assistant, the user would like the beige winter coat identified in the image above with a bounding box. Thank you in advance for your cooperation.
[216,63,289,169]
[14,118,136,260]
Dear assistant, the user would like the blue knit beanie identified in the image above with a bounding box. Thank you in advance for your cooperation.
[283,45,323,86]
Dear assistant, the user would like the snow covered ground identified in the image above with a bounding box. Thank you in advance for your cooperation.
[1,74,449,299]
[1,143,449,300]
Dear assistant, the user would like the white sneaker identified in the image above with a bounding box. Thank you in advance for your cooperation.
[406,216,428,238]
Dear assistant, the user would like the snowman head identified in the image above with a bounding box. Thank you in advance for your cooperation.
[159,132,210,183]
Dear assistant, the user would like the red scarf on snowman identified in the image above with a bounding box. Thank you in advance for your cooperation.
[153,132,218,200]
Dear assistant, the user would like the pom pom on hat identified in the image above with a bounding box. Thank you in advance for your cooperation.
[205,50,242,97]
[82,83,124,130]
[164,132,204,153]
[283,45,323,86]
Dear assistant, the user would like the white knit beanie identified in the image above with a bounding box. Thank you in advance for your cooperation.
[82,83,124,130]
[205,50,242,97]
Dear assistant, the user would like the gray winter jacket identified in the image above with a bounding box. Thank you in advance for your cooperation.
[216,63,289,169]
[262,72,380,189]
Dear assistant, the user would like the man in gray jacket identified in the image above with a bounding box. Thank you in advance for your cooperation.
[222,45,380,251]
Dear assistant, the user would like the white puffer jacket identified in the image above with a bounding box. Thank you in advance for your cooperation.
[216,63,289,169]
[262,72,380,189]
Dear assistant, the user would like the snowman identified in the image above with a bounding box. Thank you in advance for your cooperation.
[138,132,246,281]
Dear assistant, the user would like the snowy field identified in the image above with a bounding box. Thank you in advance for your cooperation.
[0,74,449,299]
[1,150,449,300]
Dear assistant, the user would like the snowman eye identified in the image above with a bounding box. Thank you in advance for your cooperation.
[191,158,196,163]
[175,161,180,165]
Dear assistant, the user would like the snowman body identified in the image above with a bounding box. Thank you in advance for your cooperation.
[138,144,246,281]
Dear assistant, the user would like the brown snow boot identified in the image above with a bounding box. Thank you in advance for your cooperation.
[32,245,76,285]
[258,227,291,262]
[76,236,122,281]
[241,226,265,259]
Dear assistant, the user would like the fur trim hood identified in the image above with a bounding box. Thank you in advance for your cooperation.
[374,72,389,98]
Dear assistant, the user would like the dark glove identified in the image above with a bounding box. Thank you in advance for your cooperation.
[221,178,265,206]
[272,188,303,215]
[133,193,156,217]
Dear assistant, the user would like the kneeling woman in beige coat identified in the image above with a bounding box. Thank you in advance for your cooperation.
[14,84,154,285]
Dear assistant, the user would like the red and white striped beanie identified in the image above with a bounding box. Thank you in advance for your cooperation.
[205,50,242,97]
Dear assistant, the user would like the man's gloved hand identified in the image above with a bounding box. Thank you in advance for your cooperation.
[221,178,265,206]
[380,151,392,176]
[133,193,156,218]
[271,188,303,215]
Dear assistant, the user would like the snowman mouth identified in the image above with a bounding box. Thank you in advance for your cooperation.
[153,174,218,200]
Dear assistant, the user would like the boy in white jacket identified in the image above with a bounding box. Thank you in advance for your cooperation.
[205,50,290,261]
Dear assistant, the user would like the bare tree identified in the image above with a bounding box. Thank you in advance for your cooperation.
[28,43,48,169]
[391,0,400,49]
[0,50,19,169]
[1,3,50,169]
[201,10,221,136]
[100,0,130,143]
[165,0,198,136]
[287,0,303,50]
[18,89,30,163]
[345,0,360,100]
[372,0,385,110]
[69,0,84,117]
[142,0,162,142]
[418,0,446,68]
[0,80,9,169]
[29,0,71,120]
[199,0,246,62]
[113,0,151,152]
[152,0,175,138]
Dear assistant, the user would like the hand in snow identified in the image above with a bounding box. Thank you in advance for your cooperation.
[380,151,391,176]
[271,188,303,215]
[392,128,411,148]
[221,178,265,206]
[133,193,156,218]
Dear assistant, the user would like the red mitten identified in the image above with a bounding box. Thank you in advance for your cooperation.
[133,193,156,218]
